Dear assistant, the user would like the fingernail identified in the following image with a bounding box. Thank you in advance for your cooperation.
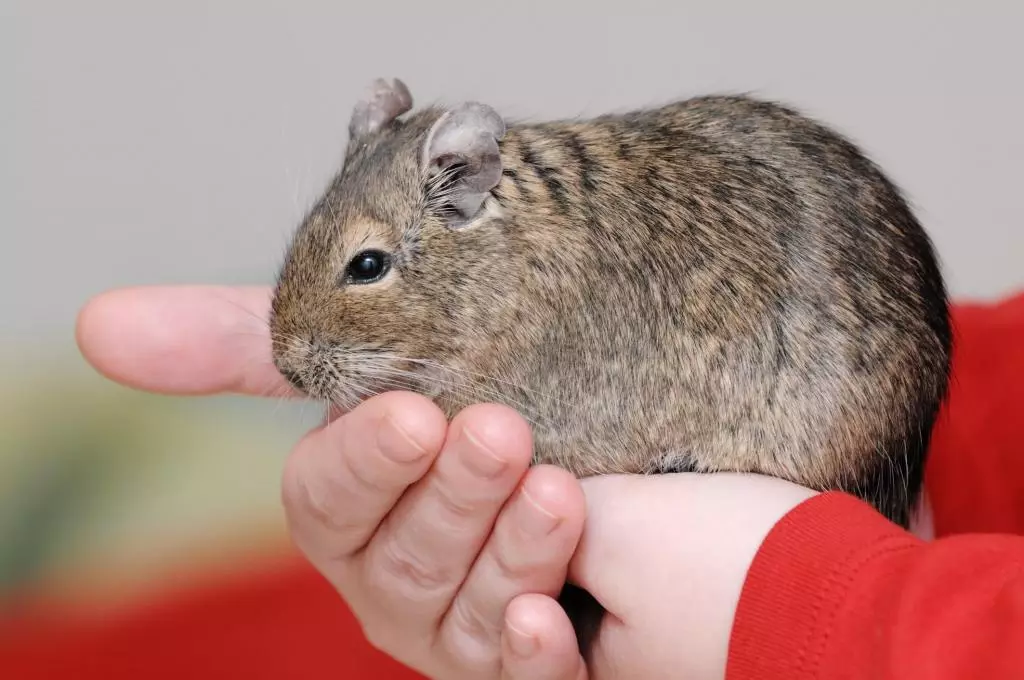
[377,414,428,463]
[520,486,562,536]
[505,621,539,658]
[461,427,508,478]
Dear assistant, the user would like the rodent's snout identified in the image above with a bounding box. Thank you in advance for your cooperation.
[271,333,348,402]
[270,332,318,396]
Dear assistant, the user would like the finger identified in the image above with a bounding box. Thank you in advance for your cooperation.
[501,594,587,680]
[360,403,534,627]
[441,465,585,664]
[282,391,448,569]
[75,285,293,397]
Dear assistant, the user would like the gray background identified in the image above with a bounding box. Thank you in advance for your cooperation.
[5,1,1022,345]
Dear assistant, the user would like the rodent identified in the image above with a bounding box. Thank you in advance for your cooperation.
[268,77,952,658]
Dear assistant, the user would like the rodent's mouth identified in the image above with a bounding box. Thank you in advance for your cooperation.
[272,336,430,410]
[307,357,427,410]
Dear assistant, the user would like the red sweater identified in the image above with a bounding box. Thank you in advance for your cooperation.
[2,292,1022,679]
[727,292,1024,679]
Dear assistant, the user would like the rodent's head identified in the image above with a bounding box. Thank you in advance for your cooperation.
[269,78,513,407]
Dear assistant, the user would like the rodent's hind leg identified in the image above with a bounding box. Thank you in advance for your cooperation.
[557,582,605,664]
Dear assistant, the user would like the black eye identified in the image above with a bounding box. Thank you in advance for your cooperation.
[345,250,391,284]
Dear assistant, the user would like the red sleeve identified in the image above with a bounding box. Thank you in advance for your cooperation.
[727,291,1024,680]
[726,493,1024,679]
[925,292,1024,537]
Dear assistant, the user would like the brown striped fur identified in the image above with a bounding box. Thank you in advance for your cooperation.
[272,86,950,524]
[270,80,952,657]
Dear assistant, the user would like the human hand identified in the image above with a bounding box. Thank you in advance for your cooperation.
[282,393,591,679]
[75,286,589,680]
[560,474,928,679]
[569,473,818,679]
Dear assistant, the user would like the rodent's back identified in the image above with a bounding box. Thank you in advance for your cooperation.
[479,95,950,527]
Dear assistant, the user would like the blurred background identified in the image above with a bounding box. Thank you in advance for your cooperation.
[2,0,1022,676]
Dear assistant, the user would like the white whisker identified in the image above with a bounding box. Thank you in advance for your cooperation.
[351,360,545,427]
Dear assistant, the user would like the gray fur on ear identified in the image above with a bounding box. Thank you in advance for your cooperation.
[348,78,413,140]
[423,102,506,228]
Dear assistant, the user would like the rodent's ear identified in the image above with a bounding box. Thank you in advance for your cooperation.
[422,102,506,229]
[348,77,414,141]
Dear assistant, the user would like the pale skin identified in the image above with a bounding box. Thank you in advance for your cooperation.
[76,285,869,679]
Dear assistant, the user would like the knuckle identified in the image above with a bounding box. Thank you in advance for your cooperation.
[284,463,348,531]
[375,537,454,595]
[447,625,500,674]
[281,451,331,522]
[281,436,350,521]
[282,461,367,562]
[341,444,394,496]
[432,480,482,522]
[450,596,500,645]
[489,540,534,583]
[281,438,392,535]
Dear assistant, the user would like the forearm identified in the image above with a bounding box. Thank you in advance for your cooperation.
[727,492,1024,680]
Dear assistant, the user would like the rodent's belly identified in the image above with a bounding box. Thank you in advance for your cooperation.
[523,375,921,529]
[449,309,938,528]
[503,349,899,491]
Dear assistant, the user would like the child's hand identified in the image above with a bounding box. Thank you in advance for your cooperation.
[76,286,588,680]
[569,473,817,679]
[282,392,588,679]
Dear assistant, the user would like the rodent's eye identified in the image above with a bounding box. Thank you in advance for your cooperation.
[345,250,391,284]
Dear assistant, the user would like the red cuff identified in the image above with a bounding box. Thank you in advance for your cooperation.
[726,492,919,680]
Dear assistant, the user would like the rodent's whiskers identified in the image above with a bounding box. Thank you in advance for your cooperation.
[264,375,301,420]
[367,352,570,417]
[294,346,558,430]
[424,163,466,218]
[322,360,359,412]
[209,290,274,330]
[405,361,546,420]
[394,356,575,412]
[351,354,546,428]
